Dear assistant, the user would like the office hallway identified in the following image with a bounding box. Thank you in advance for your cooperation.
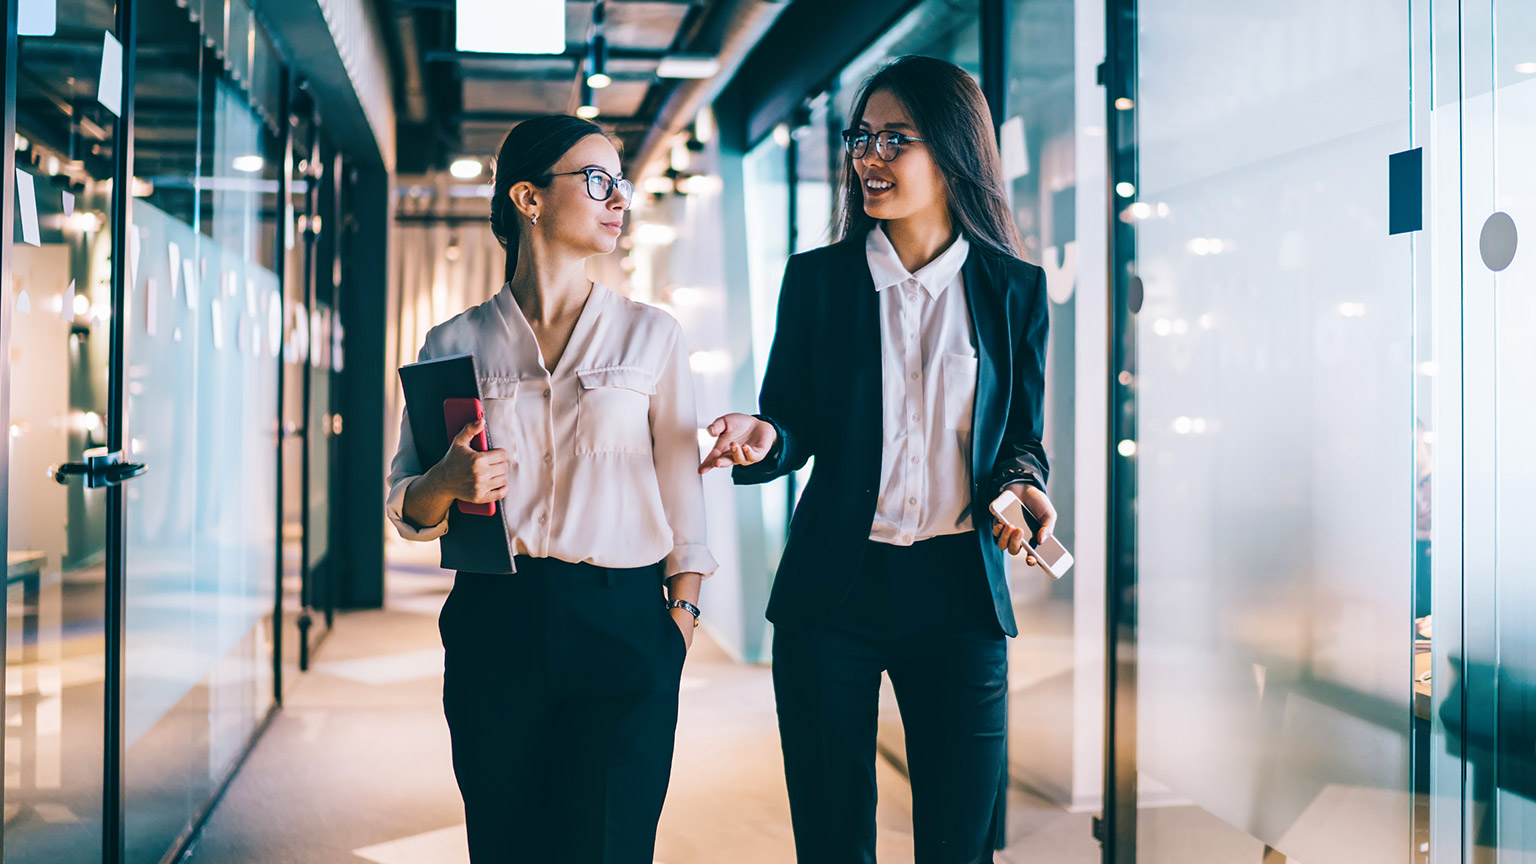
[183,554,1096,863]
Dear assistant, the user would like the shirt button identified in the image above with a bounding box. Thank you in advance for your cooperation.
[910,372,919,381]
[911,457,920,465]
[543,389,551,399]
[544,453,553,464]
[908,497,917,505]
[538,514,547,525]
[909,333,917,341]
[911,413,920,422]
[902,535,912,543]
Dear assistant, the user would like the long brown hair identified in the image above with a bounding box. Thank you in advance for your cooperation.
[834,55,1022,261]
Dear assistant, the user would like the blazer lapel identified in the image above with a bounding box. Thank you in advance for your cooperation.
[963,250,1007,486]
[843,239,884,483]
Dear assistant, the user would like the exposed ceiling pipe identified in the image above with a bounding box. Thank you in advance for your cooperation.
[631,0,787,175]
[394,5,429,124]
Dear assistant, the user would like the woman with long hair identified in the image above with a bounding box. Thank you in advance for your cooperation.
[387,115,715,862]
[701,56,1056,863]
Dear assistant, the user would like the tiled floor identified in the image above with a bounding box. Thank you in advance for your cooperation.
[186,552,1098,863]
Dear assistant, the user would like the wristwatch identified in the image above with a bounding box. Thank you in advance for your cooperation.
[667,598,701,627]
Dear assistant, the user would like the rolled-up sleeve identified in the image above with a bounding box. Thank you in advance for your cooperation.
[386,345,451,542]
[650,323,719,579]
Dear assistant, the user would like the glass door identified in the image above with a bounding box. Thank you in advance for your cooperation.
[1454,1,1536,858]
[1108,1,1536,862]
[119,0,283,859]
[6,0,136,860]
[1110,1,1420,862]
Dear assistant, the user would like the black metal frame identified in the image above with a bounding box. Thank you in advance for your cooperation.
[103,0,140,858]
[1101,0,1139,860]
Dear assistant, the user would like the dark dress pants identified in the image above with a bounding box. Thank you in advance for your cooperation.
[773,532,1009,864]
[440,559,686,863]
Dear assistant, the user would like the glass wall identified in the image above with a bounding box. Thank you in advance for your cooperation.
[740,131,793,583]
[1457,2,1536,859]
[999,0,1104,822]
[3,0,321,860]
[122,0,283,860]
[6,0,122,857]
[1129,2,1415,861]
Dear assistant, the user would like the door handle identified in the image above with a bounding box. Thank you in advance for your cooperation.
[51,448,148,488]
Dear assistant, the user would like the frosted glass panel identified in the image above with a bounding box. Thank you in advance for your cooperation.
[1133,2,1413,862]
[1491,1,1536,855]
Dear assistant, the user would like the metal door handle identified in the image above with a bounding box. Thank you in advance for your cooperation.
[51,449,148,488]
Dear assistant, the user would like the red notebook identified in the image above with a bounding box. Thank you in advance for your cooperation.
[443,397,495,516]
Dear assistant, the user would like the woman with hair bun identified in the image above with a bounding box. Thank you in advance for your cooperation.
[386,115,715,863]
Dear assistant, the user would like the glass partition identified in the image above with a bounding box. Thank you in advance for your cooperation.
[1130,2,1415,861]
[121,0,283,858]
[5,0,124,858]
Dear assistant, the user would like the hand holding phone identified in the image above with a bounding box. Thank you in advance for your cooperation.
[989,490,1074,579]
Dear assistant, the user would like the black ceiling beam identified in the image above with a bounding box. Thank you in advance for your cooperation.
[456,110,648,131]
[426,47,670,65]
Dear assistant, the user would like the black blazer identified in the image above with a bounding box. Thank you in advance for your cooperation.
[733,232,1050,637]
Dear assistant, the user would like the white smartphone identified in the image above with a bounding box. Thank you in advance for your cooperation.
[988,490,1074,579]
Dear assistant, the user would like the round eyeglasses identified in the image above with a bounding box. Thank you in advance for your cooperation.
[543,167,634,209]
[841,129,926,162]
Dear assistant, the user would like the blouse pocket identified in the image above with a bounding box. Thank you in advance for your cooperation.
[477,377,519,465]
[941,353,979,433]
[574,366,657,456]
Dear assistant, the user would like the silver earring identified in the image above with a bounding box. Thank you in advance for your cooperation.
[531,214,538,226]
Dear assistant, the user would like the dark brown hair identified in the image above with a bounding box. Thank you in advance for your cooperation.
[488,114,607,283]
[834,55,1022,260]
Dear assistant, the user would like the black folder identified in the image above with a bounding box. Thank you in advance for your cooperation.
[398,353,515,574]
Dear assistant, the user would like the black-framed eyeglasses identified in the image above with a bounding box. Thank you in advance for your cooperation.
[542,167,634,209]
[841,129,926,162]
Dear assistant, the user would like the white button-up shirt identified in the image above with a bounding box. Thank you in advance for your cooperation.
[866,225,978,546]
[386,282,718,579]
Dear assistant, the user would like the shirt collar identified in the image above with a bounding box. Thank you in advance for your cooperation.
[865,224,970,299]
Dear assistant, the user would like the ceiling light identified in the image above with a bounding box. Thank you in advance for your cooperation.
[657,55,721,79]
[587,34,610,89]
[449,158,483,179]
[644,176,676,195]
[457,0,563,54]
[577,80,599,119]
[232,155,264,173]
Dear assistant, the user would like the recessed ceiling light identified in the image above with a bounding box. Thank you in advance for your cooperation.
[657,55,721,79]
[449,158,483,179]
[232,155,264,173]
[457,0,563,54]
[588,72,612,89]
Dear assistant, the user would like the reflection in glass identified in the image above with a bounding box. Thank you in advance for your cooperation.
[1133,3,1414,862]
[121,0,282,859]
[6,0,121,859]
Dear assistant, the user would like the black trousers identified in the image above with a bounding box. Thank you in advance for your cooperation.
[773,532,1009,864]
[440,559,686,863]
